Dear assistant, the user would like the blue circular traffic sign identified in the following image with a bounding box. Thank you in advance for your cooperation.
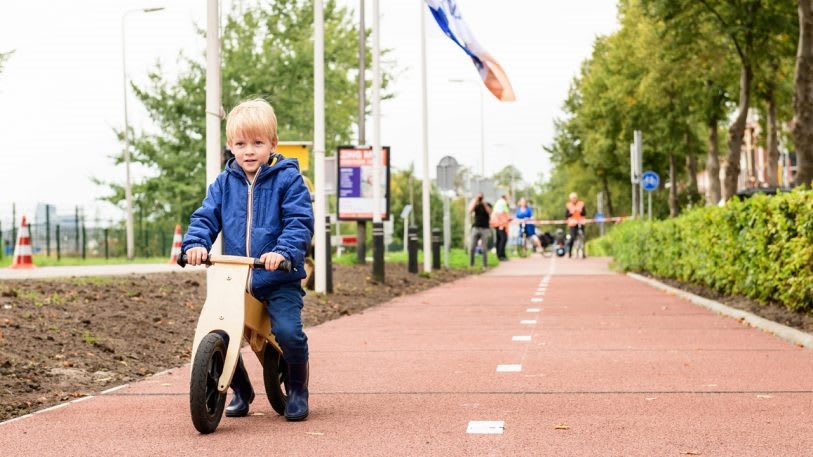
[641,171,660,191]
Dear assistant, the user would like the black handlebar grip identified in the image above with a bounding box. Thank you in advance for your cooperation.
[252,258,292,272]
[178,253,213,268]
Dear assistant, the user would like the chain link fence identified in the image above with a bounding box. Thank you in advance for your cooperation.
[1,218,176,260]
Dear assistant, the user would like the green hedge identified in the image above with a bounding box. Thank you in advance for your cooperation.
[593,189,813,313]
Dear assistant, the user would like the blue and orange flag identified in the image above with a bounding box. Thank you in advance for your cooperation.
[425,0,516,102]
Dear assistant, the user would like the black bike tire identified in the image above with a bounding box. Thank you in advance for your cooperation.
[189,333,227,434]
[263,346,288,416]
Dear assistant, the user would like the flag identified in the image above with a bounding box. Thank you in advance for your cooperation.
[425,0,516,102]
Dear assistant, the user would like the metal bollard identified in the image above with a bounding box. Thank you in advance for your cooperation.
[431,227,441,270]
[407,225,418,274]
[325,216,333,293]
[372,222,385,282]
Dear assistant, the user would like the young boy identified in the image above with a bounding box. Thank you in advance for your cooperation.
[182,98,315,421]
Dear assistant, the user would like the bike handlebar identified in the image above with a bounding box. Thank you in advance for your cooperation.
[178,253,292,272]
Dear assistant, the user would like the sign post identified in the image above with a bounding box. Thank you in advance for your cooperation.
[641,170,659,221]
[437,156,459,269]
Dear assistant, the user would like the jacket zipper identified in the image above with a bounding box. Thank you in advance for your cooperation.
[246,176,256,292]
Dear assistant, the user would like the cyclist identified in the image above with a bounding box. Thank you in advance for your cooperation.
[565,192,587,258]
[515,198,542,253]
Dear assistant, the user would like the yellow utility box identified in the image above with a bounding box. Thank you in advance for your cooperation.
[277,141,312,172]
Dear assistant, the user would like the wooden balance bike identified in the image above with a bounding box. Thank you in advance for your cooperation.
[179,254,292,434]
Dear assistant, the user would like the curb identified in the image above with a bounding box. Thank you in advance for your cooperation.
[628,272,813,350]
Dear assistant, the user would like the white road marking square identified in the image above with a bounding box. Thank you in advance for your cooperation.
[467,420,505,434]
[526,308,541,312]
[496,364,522,372]
[531,297,543,303]
[512,335,532,341]
[520,319,537,325]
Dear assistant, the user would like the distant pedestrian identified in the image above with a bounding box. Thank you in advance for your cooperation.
[468,192,491,271]
[491,194,511,260]
[515,197,542,252]
[181,98,315,421]
[565,191,587,258]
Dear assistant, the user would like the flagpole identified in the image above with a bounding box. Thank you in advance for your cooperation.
[420,0,432,273]
[371,0,385,281]
[313,0,326,293]
[205,0,222,255]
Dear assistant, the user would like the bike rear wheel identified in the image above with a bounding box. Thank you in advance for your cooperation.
[263,346,288,416]
[189,332,227,434]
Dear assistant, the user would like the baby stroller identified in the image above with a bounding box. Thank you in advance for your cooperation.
[554,228,567,257]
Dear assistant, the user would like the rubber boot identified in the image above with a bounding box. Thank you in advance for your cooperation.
[284,362,309,421]
[225,355,254,417]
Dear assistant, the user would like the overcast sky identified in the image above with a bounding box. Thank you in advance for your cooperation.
[0,0,619,227]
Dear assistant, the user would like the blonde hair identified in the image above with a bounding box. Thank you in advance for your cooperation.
[225,98,278,144]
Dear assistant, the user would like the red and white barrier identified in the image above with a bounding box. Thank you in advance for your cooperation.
[511,216,630,226]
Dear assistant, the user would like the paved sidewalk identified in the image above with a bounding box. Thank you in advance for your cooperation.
[0,262,200,280]
[2,255,812,456]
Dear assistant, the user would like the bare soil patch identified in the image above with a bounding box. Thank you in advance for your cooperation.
[0,263,471,422]
[649,275,813,333]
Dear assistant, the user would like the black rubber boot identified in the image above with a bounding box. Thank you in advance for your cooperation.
[225,355,254,417]
[284,362,309,421]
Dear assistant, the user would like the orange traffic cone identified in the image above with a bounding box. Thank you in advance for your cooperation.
[10,215,36,269]
[169,224,182,264]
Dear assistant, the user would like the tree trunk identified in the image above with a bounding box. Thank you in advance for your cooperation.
[601,173,614,217]
[706,122,722,205]
[766,82,780,187]
[793,0,813,187]
[722,64,753,200]
[669,152,679,217]
[686,131,699,205]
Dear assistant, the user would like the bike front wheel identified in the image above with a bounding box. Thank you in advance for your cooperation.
[189,332,227,434]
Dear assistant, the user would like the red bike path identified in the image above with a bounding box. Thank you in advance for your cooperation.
[2,256,813,456]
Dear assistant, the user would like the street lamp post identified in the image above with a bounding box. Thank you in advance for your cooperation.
[121,6,164,260]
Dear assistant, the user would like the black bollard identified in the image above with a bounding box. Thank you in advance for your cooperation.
[372,221,385,282]
[431,227,441,270]
[325,216,333,293]
[407,225,418,274]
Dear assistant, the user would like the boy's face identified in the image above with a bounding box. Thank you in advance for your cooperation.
[229,130,278,179]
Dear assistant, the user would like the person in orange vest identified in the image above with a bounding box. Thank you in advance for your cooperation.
[564,192,587,258]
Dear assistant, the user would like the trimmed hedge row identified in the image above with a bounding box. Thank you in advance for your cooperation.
[590,190,813,313]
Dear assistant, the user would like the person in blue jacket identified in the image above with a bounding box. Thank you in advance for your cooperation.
[182,98,315,421]
[515,197,542,252]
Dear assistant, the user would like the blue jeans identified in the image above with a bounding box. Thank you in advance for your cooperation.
[259,283,309,365]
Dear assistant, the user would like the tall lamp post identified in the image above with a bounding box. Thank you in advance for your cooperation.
[121,6,164,260]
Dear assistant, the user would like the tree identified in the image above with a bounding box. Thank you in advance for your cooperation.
[641,0,797,200]
[794,0,813,186]
[491,164,523,197]
[99,0,392,227]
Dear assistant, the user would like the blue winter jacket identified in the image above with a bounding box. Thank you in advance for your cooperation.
[182,155,314,296]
